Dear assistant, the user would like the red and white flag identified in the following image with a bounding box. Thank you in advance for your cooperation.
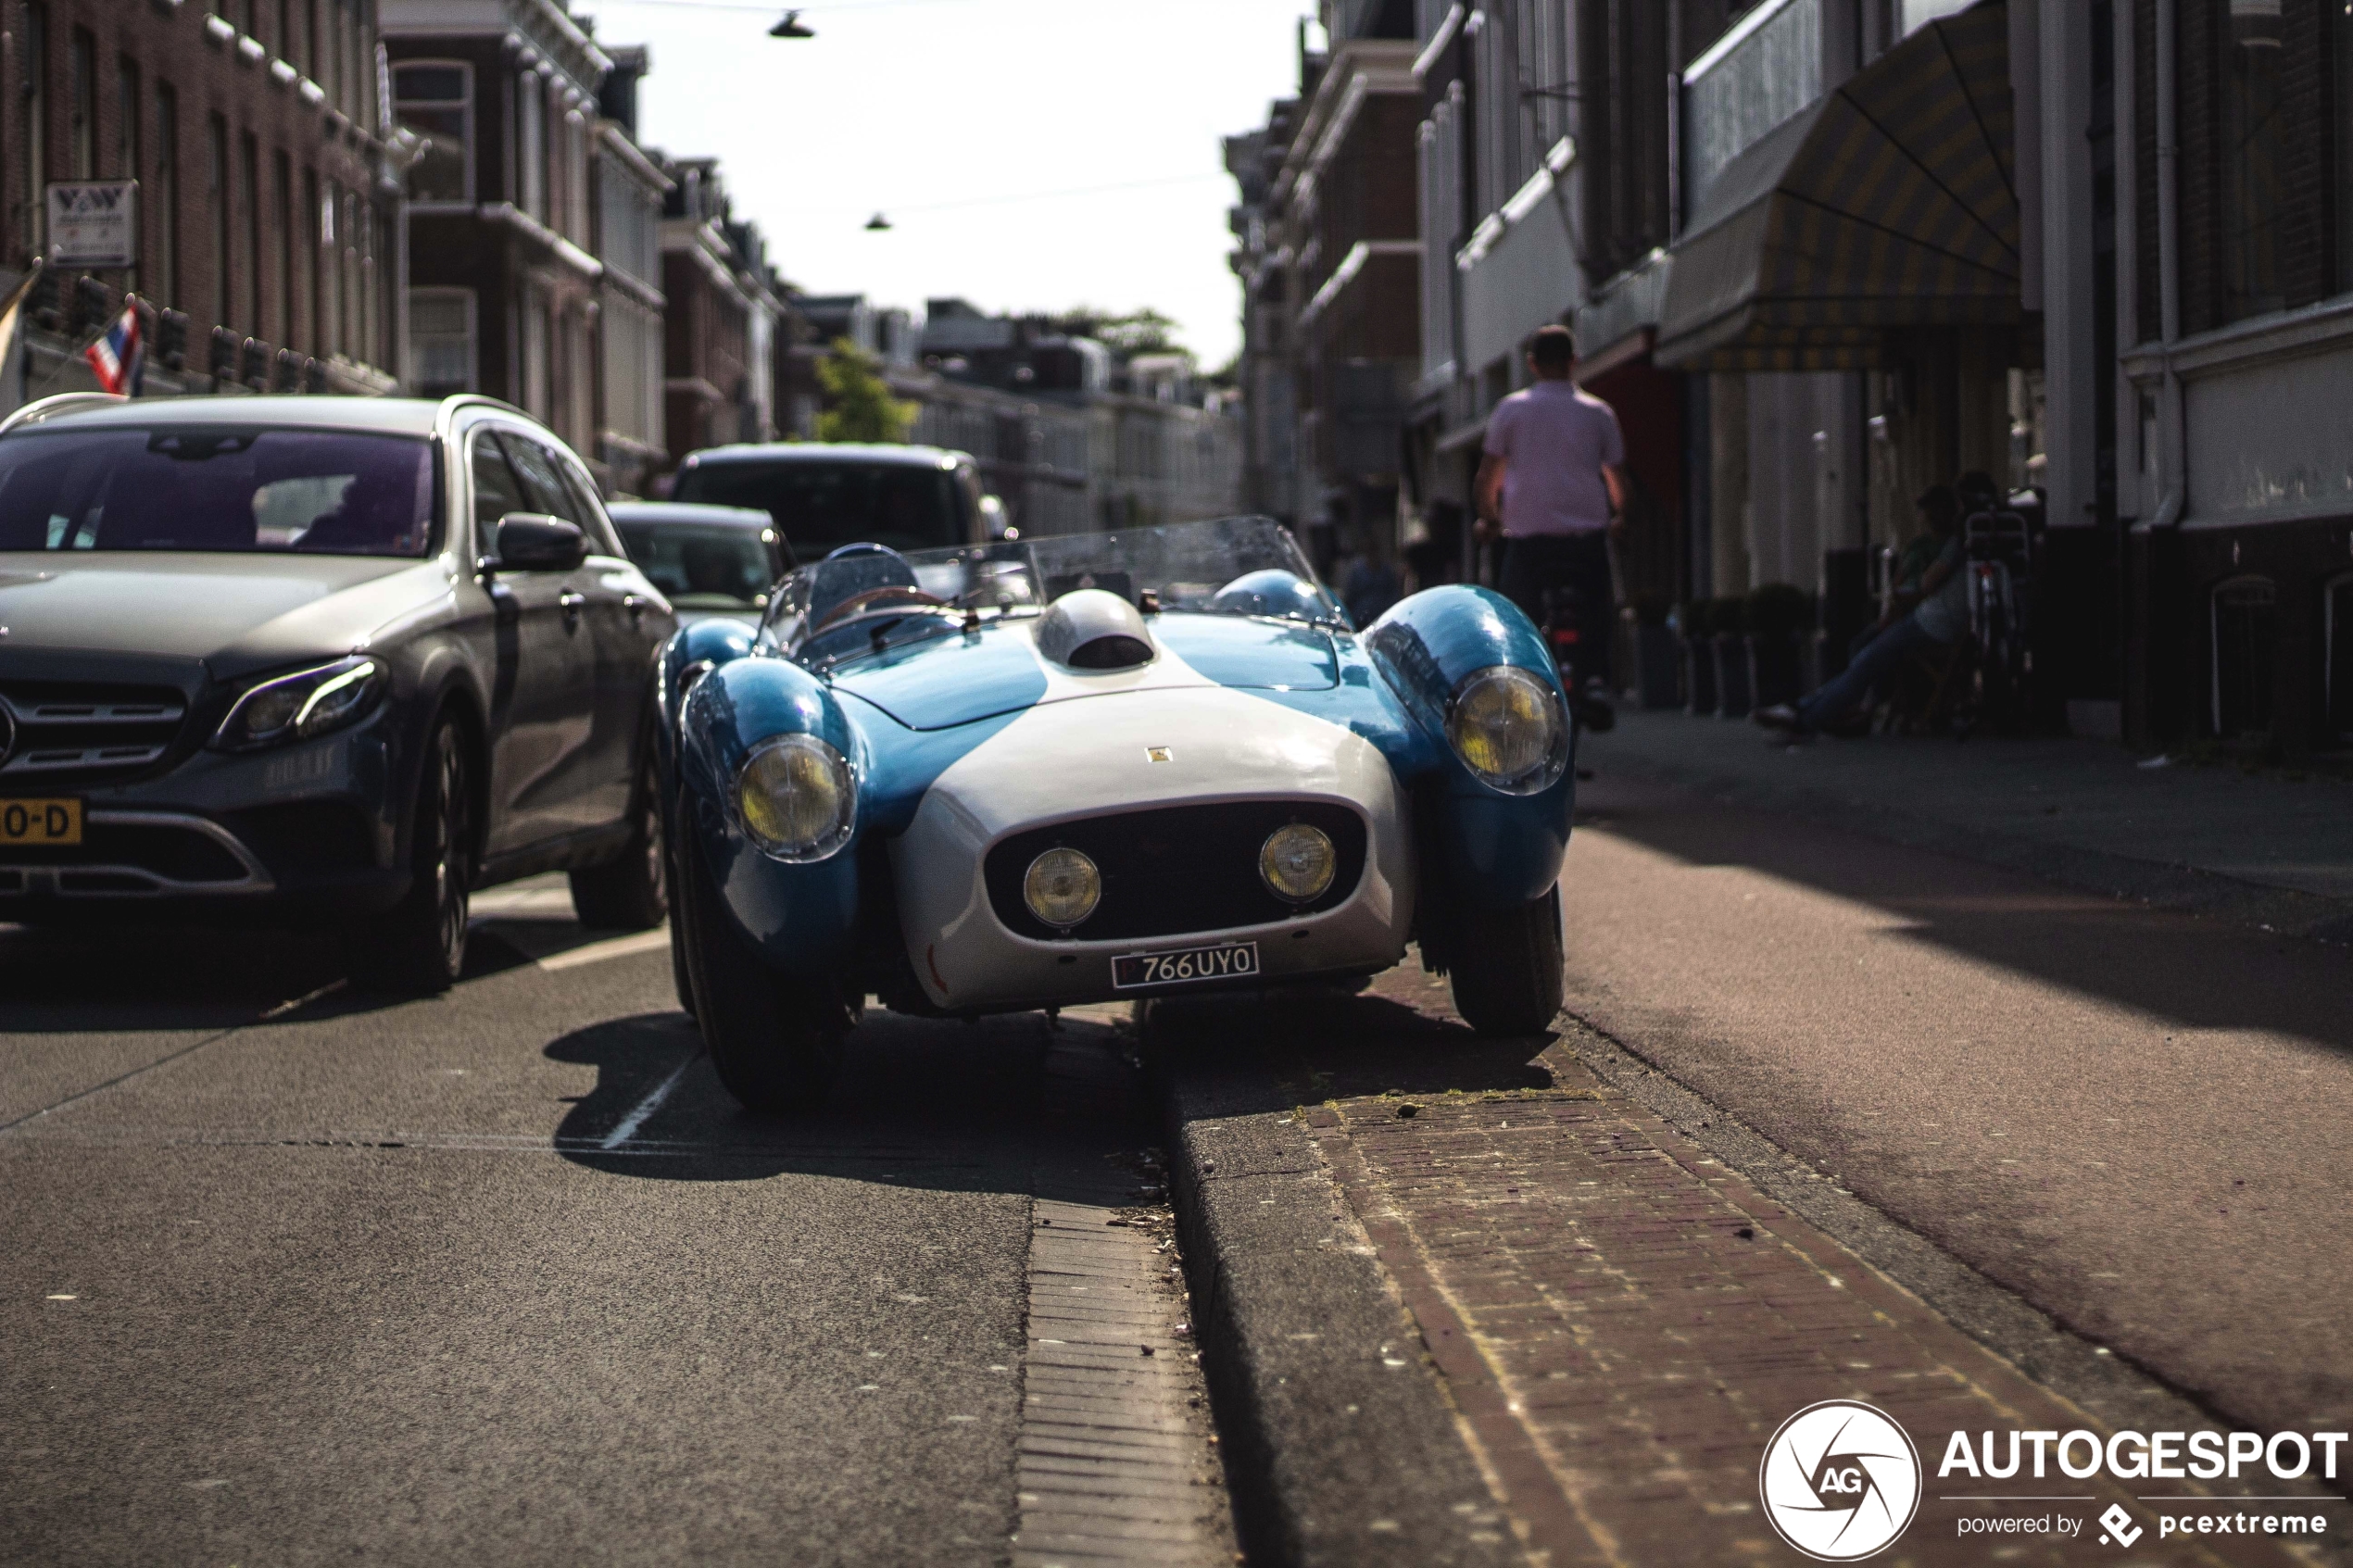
[83,303,144,396]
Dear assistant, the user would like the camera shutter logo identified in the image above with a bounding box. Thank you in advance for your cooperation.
[1758,1400,1922,1561]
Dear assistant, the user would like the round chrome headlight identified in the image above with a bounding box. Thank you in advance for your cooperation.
[1446,665,1567,795]
[1260,822,1336,903]
[735,734,855,861]
[1024,847,1101,928]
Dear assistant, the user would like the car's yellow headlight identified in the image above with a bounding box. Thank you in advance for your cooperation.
[1024,847,1101,928]
[1446,665,1567,794]
[735,734,855,861]
[1260,822,1337,903]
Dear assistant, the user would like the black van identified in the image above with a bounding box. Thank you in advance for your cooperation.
[670,443,1002,559]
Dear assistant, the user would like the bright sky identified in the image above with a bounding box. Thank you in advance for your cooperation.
[576,0,1327,370]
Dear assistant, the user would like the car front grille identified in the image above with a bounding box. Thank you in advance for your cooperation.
[0,680,192,785]
[982,800,1368,944]
[0,812,268,897]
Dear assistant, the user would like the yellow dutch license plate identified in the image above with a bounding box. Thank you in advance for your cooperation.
[0,798,82,846]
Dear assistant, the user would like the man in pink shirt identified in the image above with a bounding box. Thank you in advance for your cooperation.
[1475,325,1629,698]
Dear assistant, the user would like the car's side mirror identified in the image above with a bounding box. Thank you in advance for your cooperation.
[494,514,587,572]
[978,495,1015,542]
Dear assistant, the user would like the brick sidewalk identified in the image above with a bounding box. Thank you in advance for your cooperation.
[1291,965,2306,1566]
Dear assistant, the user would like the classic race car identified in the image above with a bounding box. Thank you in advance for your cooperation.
[659,516,1574,1113]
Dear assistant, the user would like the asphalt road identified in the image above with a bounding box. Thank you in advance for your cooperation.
[0,882,1210,1566]
[1562,764,2353,1439]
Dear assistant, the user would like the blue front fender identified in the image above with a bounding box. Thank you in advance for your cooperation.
[676,651,866,978]
[1365,585,1574,910]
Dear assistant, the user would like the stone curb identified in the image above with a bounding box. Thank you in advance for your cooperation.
[1154,1054,1519,1568]
[1593,744,2353,944]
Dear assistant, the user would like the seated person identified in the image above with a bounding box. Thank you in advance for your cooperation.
[1756,484,1969,738]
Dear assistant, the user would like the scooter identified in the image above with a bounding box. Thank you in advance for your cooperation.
[1542,582,1616,734]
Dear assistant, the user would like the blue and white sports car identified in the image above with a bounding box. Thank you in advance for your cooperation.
[658,517,1573,1113]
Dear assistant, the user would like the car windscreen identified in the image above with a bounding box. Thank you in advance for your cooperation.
[672,459,962,558]
[766,516,1343,659]
[617,521,782,611]
[0,427,437,557]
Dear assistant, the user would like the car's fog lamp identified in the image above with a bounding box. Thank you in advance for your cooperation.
[1259,822,1337,903]
[1446,665,1567,795]
[210,657,384,751]
[735,734,856,862]
[1024,847,1101,928]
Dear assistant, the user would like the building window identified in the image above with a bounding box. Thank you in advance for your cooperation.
[319,178,340,355]
[409,287,474,396]
[115,58,139,182]
[2221,0,2285,321]
[2210,576,2278,739]
[2337,0,2353,295]
[69,29,94,180]
[22,4,46,251]
[208,114,230,330]
[329,0,348,115]
[359,200,377,367]
[2328,573,2353,743]
[1899,0,1970,32]
[241,132,262,341]
[519,75,546,221]
[393,63,471,204]
[301,167,318,358]
[275,150,294,348]
[155,83,179,306]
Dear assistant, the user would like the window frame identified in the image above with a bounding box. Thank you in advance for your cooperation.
[407,284,477,396]
[392,58,473,207]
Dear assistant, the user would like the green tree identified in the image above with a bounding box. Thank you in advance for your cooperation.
[1051,307,1185,358]
[816,337,916,444]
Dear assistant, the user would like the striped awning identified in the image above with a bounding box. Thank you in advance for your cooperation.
[1655,0,2020,373]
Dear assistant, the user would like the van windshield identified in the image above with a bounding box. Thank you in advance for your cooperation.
[672,458,963,558]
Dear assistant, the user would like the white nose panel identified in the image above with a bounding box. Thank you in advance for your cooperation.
[890,684,1415,1010]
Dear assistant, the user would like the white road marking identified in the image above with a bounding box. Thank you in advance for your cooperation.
[541,929,671,971]
[599,1055,698,1150]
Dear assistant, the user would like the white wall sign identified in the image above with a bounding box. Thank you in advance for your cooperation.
[46,181,139,269]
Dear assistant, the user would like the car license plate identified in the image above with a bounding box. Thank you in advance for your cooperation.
[1112,941,1259,991]
[0,798,82,847]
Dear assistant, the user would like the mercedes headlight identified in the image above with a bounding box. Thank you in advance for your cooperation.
[735,734,856,861]
[1024,847,1101,928]
[210,657,384,751]
[1446,665,1567,794]
[1260,823,1337,903]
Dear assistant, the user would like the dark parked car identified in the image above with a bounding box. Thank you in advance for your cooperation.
[0,393,676,991]
[608,502,790,625]
[668,443,1000,559]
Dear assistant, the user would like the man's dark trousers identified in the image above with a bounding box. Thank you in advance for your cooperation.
[1501,532,1614,687]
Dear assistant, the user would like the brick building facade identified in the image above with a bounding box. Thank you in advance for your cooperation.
[1226,11,1421,576]
[3,0,401,403]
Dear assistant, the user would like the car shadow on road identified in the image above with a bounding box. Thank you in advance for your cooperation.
[1577,775,2353,1058]
[546,1005,1067,1191]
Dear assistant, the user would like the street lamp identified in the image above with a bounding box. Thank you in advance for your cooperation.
[864,213,892,231]
[768,10,814,38]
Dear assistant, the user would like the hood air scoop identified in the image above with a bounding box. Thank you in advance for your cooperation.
[1035,589,1156,671]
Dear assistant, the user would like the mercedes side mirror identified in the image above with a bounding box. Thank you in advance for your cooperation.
[494,514,588,572]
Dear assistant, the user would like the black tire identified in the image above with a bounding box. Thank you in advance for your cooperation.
[347,715,473,995]
[569,749,668,931]
[1447,884,1565,1035]
[676,819,845,1116]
